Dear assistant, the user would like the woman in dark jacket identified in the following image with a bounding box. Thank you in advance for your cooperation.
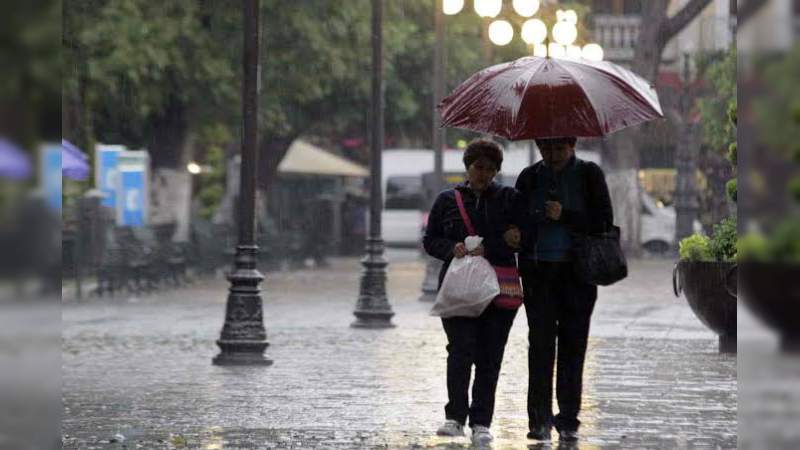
[423,138,521,445]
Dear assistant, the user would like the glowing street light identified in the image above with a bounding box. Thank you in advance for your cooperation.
[512,0,540,17]
[521,18,548,45]
[187,162,202,175]
[533,43,548,57]
[548,42,567,58]
[581,43,605,61]
[474,0,502,18]
[488,20,514,46]
[566,44,583,59]
[443,0,463,15]
[552,21,578,46]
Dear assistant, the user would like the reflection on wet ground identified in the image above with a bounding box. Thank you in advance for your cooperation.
[62,256,736,449]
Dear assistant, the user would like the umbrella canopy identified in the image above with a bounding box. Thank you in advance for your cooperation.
[61,139,90,181]
[439,56,663,140]
[0,138,32,180]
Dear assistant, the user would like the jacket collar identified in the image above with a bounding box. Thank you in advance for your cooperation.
[538,155,578,173]
[455,180,500,197]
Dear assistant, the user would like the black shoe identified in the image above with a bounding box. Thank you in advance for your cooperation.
[558,430,579,442]
[527,427,551,441]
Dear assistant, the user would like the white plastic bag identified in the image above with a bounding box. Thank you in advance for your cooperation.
[430,254,500,318]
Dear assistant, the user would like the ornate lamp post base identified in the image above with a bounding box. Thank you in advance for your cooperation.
[418,256,441,302]
[213,341,273,366]
[352,238,395,329]
[213,245,273,366]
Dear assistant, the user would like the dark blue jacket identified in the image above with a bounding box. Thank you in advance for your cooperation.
[514,157,614,259]
[423,181,520,288]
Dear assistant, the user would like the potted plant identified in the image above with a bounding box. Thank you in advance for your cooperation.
[735,48,800,353]
[674,218,738,354]
[738,221,800,352]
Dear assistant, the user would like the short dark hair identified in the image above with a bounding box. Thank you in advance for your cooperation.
[463,138,503,171]
[534,136,577,148]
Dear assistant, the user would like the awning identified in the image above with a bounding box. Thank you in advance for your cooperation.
[278,139,368,177]
[61,139,90,181]
[0,138,32,180]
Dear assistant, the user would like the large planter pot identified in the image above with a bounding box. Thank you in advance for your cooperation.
[739,262,800,353]
[673,261,737,353]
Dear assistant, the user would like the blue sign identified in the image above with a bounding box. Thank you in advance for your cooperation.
[41,144,62,211]
[95,145,122,208]
[118,169,146,227]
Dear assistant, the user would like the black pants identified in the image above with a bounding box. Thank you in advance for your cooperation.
[441,303,517,427]
[520,260,597,433]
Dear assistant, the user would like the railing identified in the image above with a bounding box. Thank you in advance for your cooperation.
[592,14,641,62]
[592,14,735,63]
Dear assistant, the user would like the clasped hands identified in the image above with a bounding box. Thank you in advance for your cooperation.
[454,201,563,256]
[500,200,562,250]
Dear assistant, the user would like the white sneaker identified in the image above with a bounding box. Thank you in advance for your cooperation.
[436,419,465,436]
[471,425,493,445]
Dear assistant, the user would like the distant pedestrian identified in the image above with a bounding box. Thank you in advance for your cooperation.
[423,139,523,445]
[504,136,613,443]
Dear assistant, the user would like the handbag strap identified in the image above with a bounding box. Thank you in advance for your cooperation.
[453,190,477,236]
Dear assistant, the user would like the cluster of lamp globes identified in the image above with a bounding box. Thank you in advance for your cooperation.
[443,0,605,62]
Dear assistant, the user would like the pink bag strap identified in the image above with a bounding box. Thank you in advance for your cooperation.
[453,190,477,236]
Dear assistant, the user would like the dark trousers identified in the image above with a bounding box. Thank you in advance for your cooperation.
[441,303,517,427]
[520,260,597,432]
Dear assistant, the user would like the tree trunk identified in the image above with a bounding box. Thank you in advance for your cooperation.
[605,0,711,253]
[148,99,194,242]
[213,134,297,227]
[257,134,298,191]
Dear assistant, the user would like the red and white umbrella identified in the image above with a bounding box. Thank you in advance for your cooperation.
[439,56,664,140]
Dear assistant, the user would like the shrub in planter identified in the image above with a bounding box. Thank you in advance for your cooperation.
[675,217,738,353]
[679,234,711,262]
[738,219,800,352]
[709,217,737,262]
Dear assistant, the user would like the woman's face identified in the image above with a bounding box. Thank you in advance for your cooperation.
[466,157,498,192]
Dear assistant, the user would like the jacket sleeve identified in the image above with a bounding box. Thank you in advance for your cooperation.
[514,167,541,251]
[561,162,613,234]
[511,170,530,228]
[423,193,456,262]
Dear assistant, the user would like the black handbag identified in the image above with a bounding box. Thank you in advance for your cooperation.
[571,225,628,286]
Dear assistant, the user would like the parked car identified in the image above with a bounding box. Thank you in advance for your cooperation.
[641,191,703,254]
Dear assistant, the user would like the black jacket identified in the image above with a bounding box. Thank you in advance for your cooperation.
[514,157,613,256]
[423,181,519,288]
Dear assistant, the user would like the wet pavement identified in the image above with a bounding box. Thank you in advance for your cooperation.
[62,251,736,449]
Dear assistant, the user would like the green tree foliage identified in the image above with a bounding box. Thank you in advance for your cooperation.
[64,0,240,167]
[708,216,737,262]
[64,0,497,173]
[194,125,229,221]
[696,47,736,154]
[754,45,800,156]
[1,0,61,144]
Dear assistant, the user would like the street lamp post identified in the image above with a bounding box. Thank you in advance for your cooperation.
[674,52,700,246]
[213,0,272,366]
[420,0,448,303]
[352,0,395,329]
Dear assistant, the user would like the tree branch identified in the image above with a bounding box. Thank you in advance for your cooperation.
[662,0,713,42]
